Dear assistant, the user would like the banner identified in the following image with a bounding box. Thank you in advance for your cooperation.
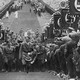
[61,9,79,29]
[61,9,69,29]
[54,14,61,29]
[69,0,80,14]
[71,15,79,29]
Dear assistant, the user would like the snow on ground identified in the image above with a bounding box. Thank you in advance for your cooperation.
[0,0,11,10]
[43,0,68,10]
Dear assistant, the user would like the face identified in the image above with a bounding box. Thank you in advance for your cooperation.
[36,45,39,50]
[25,37,30,42]
[64,46,67,54]
[7,42,11,47]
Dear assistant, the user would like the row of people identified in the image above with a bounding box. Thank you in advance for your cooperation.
[0,27,80,77]
[1,22,80,79]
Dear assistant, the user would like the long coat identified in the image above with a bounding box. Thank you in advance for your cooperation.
[19,42,33,62]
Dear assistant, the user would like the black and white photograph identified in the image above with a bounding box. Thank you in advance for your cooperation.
[0,0,80,80]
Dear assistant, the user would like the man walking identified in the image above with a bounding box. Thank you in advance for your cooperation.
[30,8,31,13]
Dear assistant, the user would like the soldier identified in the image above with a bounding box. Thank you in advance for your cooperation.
[35,44,47,71]
[30,8,31,13]
[15,40,23,72]
[64,41,77,78]
[24,0,27,4]
[3,41,15,72]
[19,36,34,73]
[37,8,41,17]
[0,45,4,72]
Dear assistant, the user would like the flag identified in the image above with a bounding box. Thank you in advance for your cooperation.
[54,14,61,29]
[61,9,69,29]
[71,15,79,30]
[69,0,80,14]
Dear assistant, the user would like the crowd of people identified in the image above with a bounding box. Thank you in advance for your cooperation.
[0,24,80,79]
[0,0,80,80]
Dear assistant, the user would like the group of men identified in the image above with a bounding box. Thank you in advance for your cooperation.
[0,24,47,73]
[0,25,80,79]
[27,0,45,16]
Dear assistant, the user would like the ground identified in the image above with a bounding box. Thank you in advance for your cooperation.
[1,2,51,34]
[0,72,64,80]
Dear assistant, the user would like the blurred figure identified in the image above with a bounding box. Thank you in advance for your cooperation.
[30,8,31,13]
[19,36,34,73]
[15,11,18,18]
[5,11,9,18]
[3,41,15,72]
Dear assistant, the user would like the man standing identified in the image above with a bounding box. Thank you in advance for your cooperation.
[19,36,34,73]
[5,11,9,18]
[30,8,31,13]
[3,41,15,72]
[15,11,18,18]
[15,40,22,72]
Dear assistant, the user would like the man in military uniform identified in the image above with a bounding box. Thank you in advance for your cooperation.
[19,36,34,73]
[0,44,4,72]
[35,44,47,71]
[15,40,22,72]
[3,41,15,72]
